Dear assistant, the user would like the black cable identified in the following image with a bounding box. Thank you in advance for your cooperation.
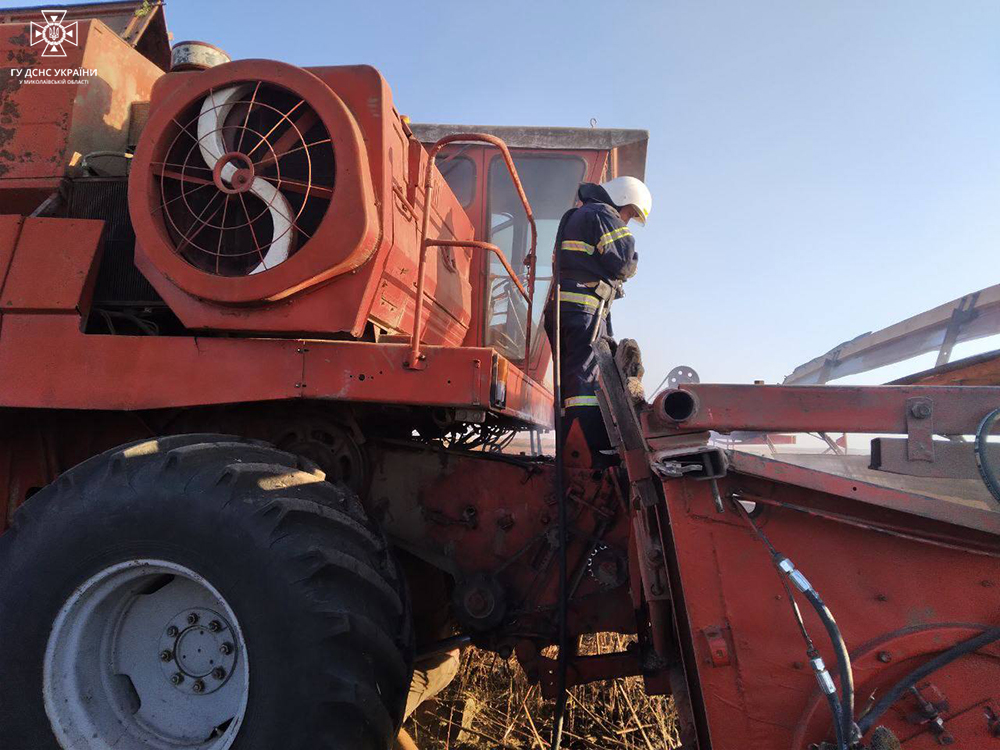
[732,500,815,648]
[732,499,851,749]
[857,626,1000,736]
[550,209,571,750]
[975,407,1000,505]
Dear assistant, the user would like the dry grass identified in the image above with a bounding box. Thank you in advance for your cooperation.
[403,633,680,749]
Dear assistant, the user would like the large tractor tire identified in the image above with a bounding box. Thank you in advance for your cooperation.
[0,435,413,750]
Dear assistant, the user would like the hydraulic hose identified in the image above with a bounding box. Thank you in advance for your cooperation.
[975,407,1000,506]
[549,208,573,750]
[825,679,847,750]
[732,499,853,749]
[857,626,1000,736]
[777,556,857,746]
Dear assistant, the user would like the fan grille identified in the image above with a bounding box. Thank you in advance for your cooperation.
[153,81,335,277]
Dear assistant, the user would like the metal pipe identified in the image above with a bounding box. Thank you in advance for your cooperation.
[653,388,699,423]
[409,134,537,371]
[550,204,567,750]
[645,383,1000,436]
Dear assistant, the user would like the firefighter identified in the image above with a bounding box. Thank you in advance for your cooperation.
[546,176,652,466]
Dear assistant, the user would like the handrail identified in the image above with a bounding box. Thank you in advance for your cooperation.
[407,133,537,370]
[406,241,529,368]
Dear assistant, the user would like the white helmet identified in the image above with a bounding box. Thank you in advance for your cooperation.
[600,176,652,225]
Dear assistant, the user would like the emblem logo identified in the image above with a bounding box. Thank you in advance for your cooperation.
[29,10,79,58]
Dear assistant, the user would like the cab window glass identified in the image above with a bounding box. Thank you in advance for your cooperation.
[435,154,475,207]
[486,155,585,360]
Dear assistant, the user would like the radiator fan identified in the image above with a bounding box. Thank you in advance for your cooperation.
[155,80,335,277]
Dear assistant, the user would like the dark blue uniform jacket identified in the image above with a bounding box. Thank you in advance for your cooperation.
[546,184,639,412]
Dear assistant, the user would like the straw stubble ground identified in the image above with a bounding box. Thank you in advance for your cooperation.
[402,633,681,750]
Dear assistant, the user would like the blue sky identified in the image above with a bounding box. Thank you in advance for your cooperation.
[42,0,1000,386]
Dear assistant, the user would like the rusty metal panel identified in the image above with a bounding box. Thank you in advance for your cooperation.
[0,217,103,313]
[729,450,1000,539]
[301,342,492,408]
[0,214,24,297]
[872,436,999,479]
[893,347,1000,386]
[497,353,553,427]
[785,283,1000,385]
[657,471,1000,749]
[0,314,303,409]
[0,20,161,184]
[0,312,544,420]
[0,2,170,70]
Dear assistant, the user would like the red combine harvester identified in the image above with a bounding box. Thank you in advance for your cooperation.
[2,4,1000,750]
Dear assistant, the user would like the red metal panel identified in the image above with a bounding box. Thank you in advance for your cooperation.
[729,450,1000,540]
[0,215,24,298]
[659,473,1000,749]
[0,217,103,313]
[301,341,491,408]
[369,446,634,639]
[0,315,303,409]
[498,352,553,427]
[0,313,548,419]
[0,20,162,185]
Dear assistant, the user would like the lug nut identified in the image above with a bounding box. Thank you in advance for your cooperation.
[220,642,233,655]
[192,679,205,693]
[212,667,226,680]
[208,620,222,632]
[160,650,173,662]
[166,626,179,637]
[186,612,199,625]
[170,673,183,685]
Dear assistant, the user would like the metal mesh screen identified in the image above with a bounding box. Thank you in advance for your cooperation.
[67,178,163,306]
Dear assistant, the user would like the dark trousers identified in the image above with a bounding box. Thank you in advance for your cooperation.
[545,303,613,462]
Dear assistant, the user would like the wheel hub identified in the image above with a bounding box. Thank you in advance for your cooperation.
[44,559,249,750]
[159,607,237,695]
[211,151,255,194]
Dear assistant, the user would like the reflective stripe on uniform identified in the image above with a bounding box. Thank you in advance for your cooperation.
[558,291,600,308]
[560,240,596,255]
[564,395,600,408]
[597,226,632,251]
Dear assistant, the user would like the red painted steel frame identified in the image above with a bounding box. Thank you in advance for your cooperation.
[0,313,551,424]
[411,133,538,369]
[635,380,1000,748]
[646,383,1000,435]
[128,61,480,347]
[656,473,1000,748]
[130,60,379,305]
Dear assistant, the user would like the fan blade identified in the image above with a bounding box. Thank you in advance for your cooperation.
[246,177,293,275]
[196,84,245,179]
[197,85,294,275]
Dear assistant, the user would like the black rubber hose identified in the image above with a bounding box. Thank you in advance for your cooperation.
[975,407,1000,506]
[731,500,850,750]
[857,626,1000,736]
[549,208,573,750]
[826,688,847,750]
[798,583,855,745]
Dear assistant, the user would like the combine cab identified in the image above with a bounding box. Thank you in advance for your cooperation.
[2,4,1000,750]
